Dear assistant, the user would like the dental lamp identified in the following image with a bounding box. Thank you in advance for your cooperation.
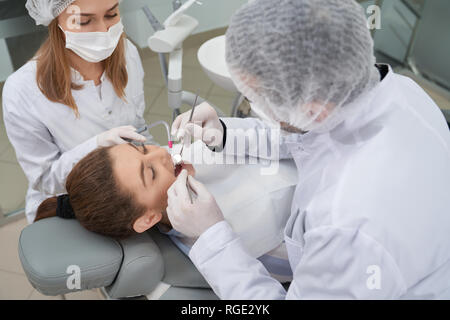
[142,1,225,121]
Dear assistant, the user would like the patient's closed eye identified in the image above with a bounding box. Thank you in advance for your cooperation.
[149,165,156,180]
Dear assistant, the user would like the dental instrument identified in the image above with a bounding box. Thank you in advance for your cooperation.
[173,93,200,202]
[173,92,200,167]
[147,120,174,151]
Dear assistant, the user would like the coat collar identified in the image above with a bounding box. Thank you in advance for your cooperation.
[284,64,396,154]
[70,67,107,86]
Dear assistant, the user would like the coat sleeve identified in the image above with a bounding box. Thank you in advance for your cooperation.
[2,83,98,196]
[189,221,287,299]
[220,117,293,160]
[189,222,407,300]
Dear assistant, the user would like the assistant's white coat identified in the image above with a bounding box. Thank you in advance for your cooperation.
[2,40,154,223]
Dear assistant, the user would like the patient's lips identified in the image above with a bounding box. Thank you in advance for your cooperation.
[175,164,183,177]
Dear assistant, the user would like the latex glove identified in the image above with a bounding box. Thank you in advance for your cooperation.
[97,126,146,147]
[171,102,223,147]
[167,169,225,238]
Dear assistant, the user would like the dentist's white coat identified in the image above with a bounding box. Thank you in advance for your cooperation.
[188,67,450,299]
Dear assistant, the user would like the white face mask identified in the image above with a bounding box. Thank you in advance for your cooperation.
[60,20,124,63]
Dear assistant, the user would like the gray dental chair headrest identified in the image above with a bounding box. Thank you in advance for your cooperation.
[18,217,164,298]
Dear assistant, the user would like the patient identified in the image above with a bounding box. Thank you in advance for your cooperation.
[35,143,293,282]
[35,143,195,239]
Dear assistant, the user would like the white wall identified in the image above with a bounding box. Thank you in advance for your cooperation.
[120,0,248,48]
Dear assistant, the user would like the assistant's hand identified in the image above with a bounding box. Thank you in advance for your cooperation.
[97,126,146,147]
[171,102,224,147]
[167,169,225,238]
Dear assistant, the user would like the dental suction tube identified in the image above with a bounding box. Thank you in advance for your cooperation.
[146,120,174,149]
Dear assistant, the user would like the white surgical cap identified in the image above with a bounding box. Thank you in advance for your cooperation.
[25,0,123,26]
[225,0,380,132]
[26,0,76,26]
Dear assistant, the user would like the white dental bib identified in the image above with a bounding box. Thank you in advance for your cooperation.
[170,141,298,258]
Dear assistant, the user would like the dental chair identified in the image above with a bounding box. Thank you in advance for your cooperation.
[18,217,218,299]
[18,151,299,300]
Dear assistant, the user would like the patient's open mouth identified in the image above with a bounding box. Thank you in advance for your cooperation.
[173,161,195,178]
[174,164,183,177]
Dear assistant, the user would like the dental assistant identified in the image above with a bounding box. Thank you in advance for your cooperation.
[167,0,450,299]
[2,0,154,223]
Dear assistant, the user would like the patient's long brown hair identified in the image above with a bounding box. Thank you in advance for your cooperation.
[35,19,128,116]
[34,147,146,239]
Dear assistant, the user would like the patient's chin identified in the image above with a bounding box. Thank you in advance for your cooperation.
[174,162,195,177]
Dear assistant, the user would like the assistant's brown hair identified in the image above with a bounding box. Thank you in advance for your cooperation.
[34,147,146,239]
[35,19,128,116]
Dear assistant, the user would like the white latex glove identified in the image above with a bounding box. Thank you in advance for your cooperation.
[167,169,225,238]
[97,126,146,147]
[171,102,224,147]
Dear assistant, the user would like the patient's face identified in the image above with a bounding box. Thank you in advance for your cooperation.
[109,144,194,217]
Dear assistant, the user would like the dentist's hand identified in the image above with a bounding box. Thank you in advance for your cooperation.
[171,102,224,147]
[167,169,225,238]
[97,126,146,147]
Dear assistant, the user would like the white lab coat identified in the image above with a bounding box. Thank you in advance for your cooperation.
[2,40,155,223]
[188,66,450,299]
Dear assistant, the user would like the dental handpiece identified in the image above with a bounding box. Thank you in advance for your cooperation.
[146,120,173,151]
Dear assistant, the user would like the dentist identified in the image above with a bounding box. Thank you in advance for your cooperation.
[168,0,450,299]
[2,0,155,223]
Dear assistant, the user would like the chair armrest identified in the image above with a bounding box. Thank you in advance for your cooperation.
[19,217,166,298]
